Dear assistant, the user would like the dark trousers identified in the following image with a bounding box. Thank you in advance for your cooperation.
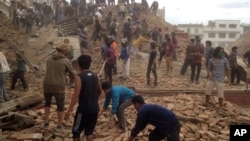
[191,62,201,82]
[11,70,28,89]
[146,64,157,85]
[158,49,165,63]
[231,67,240,84]
[105,63,114,84]
[180,59,191,75]
[113,57,117,75]
[149,121,180,141]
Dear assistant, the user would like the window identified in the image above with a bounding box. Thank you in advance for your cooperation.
[219,24,226,28]
[219,33,226,38]
[229,24,237,28]
[195,28,198,33]
[187,28,191,34]
[229,33,236,38]
[208,33,215,38]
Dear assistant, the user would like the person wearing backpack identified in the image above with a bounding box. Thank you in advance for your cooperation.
[110,18,117,37]
[229,46,240,85]
[123,18,132,43]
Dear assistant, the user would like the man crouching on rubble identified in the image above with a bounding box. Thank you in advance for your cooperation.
[128,95,180,141]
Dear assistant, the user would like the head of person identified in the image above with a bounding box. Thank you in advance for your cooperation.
[190,38,195,44]
[131,95,145,111]
[121,38,128,47]
[101,81,112,95]
[64,38,70,44]
[77,55,92,70]
[213,46,224,59]
[109,36,115,43]
[56,43,69,55]
[195,37,201,44]
[171,32,175,36]
[205,40,212,47]
[128,17,131,22]
[232,46,238,53]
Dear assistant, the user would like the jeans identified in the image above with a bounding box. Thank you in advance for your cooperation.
[116,98,132,130]
[0,72,10,103]
[149,121,180,141]
[180,59,191,75]
[191,62,201,82]
[121,58,130,78]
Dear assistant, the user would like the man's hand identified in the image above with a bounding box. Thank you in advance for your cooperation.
[64,110,72,122]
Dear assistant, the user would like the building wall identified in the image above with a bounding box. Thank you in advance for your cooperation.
[203,20,243,47]
[177,20,243,48]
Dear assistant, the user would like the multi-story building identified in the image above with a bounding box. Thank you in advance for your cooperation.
[177,20,243,48]
[203,20,243,47]
[177,24,204,39]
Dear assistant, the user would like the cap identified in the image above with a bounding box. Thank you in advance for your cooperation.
[121,38,128,43]
[56,43,69,52]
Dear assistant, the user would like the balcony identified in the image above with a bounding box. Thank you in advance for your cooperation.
[203,27,243,33]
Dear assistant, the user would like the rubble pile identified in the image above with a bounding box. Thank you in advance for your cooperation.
[1,94,250,141]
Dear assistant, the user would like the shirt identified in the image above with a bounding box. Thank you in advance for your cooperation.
[77,71,100,114]
[111,42,118,57]
[106,47,114,64]
[120,45,130,61]
[208,57,231,83]
[103,86,135,114]
[0,52,10,73]
[191,43,204,63]
[132,36,149,47]
[244,51,250,66]
[165,42,174,57]
[148,50,157,66]
[131,104,178,137]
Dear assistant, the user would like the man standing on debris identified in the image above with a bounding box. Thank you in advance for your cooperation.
[128,95,180,141]
[119,38,130,80]
[205,40,214,78]
[0,50,11,104]
[205,46,231,108]
[123,17,132,43]
[43,43,76,130]
[228,46,240,85]
[10,51,28,91]
[180,38,195,76]
[150,0,158,15]
[65,55,102,141]
[165,37,174,76]
[147,41,158,86]
[190,36,204,84]
[171,32,178,61]
[99,81,135,132]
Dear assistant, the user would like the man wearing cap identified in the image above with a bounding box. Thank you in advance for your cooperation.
[43,43,76,130]
[119,38,130,80]
[190,36,204,84]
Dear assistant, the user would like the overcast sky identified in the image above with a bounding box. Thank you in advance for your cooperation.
[66,0,250,25]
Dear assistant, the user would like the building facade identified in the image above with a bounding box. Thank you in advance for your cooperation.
[177,20,243,48]
[177,24,204,39]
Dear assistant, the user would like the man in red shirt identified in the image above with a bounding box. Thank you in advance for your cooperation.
[165,37,174,76]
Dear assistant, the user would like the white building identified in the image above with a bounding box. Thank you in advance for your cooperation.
[203,20,243,47]
[177,20,243,48]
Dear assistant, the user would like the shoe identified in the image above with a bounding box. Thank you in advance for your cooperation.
[44,122,49,128]
[55,125,63,132]
[195,80,199,84]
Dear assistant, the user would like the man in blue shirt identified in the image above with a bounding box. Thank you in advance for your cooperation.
[119,38,130,80]
[128,95,180,141]
[99,81,135,132]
